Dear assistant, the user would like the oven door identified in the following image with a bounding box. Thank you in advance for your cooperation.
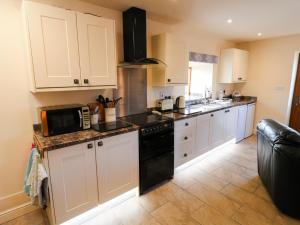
[139,130,174,160]
[139,151,174,194]
[46,107,83,136]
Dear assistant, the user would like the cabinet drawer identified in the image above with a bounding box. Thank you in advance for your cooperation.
[175,129,194,143]
[175,140,193,167]
[175,118,196,131]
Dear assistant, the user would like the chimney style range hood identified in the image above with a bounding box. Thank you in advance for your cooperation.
[118,7,166,68]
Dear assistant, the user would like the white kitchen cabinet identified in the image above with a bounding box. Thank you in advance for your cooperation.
[24,1,117,91]
[195,114,211,155]
[175,117,197,167]
[151,33,189,86]
[223,107,238,141]
[245,103,256,138]
[47,141,98,224]
[209,110,225,147]
[218,48,249,83]
[77,13,117,86]
[25,1,81,88]
[236,105,248,142]
[95,131,138,203]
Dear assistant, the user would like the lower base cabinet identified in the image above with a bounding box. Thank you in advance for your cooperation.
[47,141,98,224]
[95,132,138,203]
[224,107,238,141]
[174,117,197,167]
[175,107,239,168]
[46,131,138,224]
[195,114,210,155]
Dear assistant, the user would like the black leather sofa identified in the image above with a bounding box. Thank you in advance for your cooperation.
[257,119,300,218]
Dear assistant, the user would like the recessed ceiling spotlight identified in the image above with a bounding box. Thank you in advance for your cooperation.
[257,32,262,36]
[227,19,233,24]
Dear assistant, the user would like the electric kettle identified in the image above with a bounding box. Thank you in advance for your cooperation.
[175,96,185,109]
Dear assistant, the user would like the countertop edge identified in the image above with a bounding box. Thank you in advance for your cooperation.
[34,125,139,153]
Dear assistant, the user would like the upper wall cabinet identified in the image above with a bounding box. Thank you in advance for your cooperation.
[24,1,117,92]
[77,13,117,86]
[218,48,249,83]
[151,33,189,86]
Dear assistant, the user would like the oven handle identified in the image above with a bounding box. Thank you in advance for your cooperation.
[78,110,83,128]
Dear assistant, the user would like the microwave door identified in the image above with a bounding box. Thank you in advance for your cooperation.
[47,108,82,136]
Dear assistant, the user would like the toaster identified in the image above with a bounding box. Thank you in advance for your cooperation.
[156,99,173,111]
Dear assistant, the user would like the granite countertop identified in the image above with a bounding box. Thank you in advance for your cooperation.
[163,96,257,121]
[34,124,139,154]
[34,96,256,153]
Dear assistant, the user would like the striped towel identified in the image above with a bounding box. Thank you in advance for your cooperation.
[24,146,49,209]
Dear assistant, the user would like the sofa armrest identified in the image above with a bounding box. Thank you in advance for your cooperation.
[257,119,300,147]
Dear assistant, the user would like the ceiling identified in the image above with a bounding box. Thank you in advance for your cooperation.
[83,0,300,42]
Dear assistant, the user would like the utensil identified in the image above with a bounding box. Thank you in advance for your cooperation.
[113,97,122,107]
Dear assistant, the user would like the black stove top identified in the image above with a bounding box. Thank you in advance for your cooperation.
[92,120,132,132]
[120,112,173,128]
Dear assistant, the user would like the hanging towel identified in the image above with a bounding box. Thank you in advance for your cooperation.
[24,146,49,209]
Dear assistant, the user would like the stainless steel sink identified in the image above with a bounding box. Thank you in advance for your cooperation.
[176,103,222,115]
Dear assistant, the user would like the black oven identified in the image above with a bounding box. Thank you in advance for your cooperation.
[139,120,174,194]
[40,104,90,137]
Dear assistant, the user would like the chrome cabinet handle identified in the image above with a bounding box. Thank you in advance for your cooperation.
[98,141,103,147]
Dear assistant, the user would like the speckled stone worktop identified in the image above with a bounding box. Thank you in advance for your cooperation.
[163,96,257,121]
[34,124,139,154]
[34,97,256,153]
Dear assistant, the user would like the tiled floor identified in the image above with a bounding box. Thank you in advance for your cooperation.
[3,136,300,225]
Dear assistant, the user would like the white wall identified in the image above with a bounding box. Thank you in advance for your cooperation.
[0,0,235,216]
[237,34,300,127]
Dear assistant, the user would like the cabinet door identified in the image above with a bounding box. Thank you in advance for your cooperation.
[77,13,117,86]
[233,49,248,82]
[236,105,248,142]
[166,35,189,84]
[25,2,81,88]
[209,111,224,147]
[195,114,210,155]
[245,104,256,138]
[96,131,138,203]
[224,107,238,141]
[47,142,98,224]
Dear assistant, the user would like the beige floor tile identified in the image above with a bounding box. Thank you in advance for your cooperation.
[254,184,272,202]
[191,204,239,225]
[212,167,259,192]
[2,210,46,225]
[273,213,300,225]
[221,184,278,220]
[113,197,161,225]
[151,202,200,225]
[190,167,229,191]
[232,205,273,225]
[82,210,122,225]
[172,168,199,189]
[187,182,240,217]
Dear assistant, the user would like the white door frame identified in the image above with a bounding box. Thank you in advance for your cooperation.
[285,51,300,124]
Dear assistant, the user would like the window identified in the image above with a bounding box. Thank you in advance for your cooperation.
[186,61,214,99]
